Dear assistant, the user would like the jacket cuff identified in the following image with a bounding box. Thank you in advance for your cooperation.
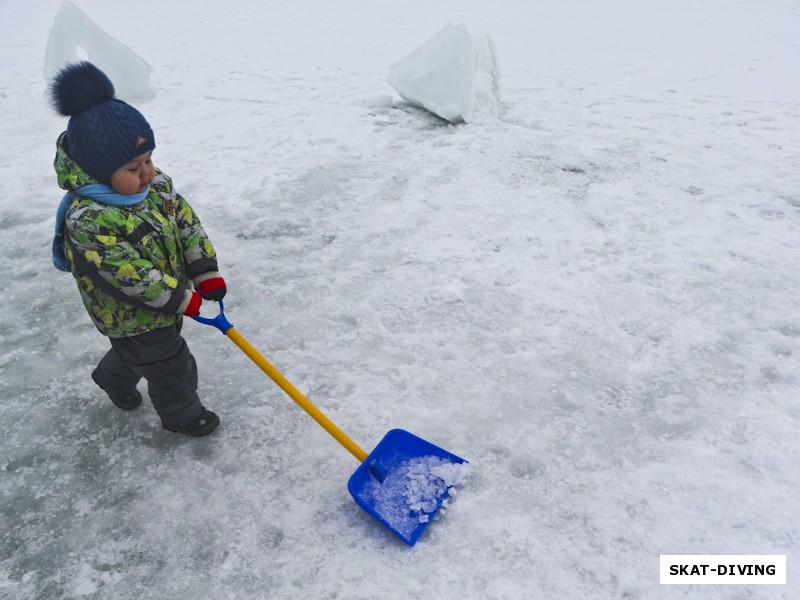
[176,289,195,315]
[186,259,218,280]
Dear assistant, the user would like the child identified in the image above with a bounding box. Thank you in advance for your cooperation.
[50,62,225,437]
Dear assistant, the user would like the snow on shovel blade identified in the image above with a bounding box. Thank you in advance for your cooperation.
[348,429,468,546]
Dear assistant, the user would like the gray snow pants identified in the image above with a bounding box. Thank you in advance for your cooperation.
[94,321,205,428]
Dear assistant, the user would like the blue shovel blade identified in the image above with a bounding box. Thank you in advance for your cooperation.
[347,429,467,546]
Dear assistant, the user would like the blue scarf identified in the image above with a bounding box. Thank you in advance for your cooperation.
[52,184,149,272]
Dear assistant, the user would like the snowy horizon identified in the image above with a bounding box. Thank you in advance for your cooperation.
[1,0,799,598]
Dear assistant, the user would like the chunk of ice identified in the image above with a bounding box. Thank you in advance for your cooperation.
[388,23,501,124]
[358,455,470,539]
[430,461,470,487]
[44,1,156,104]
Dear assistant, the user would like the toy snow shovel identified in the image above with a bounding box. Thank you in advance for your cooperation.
[193,301,467,546]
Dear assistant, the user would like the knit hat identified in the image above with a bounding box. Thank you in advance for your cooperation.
[50,62,155,184]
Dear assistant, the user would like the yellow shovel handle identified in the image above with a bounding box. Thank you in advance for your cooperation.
[225,327,368,463]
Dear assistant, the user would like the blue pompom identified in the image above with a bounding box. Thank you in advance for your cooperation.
[50,62,116,117]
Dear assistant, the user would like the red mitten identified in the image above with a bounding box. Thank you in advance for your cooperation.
[197,276,227,301]
[184,291,202,317]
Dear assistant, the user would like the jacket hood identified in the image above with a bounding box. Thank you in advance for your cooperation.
[55,131,99,192]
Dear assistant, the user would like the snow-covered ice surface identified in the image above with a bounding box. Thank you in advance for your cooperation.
[2,0,800,598]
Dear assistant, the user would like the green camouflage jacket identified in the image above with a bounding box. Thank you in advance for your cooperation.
[55,132,219,337]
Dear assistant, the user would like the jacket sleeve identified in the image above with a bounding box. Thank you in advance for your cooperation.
[174,192,219,279]
[152,171,219,279]
[65,202,187,315]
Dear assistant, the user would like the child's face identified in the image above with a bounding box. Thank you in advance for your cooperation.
[110,151,155,195]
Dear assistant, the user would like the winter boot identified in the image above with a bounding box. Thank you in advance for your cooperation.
[91,369,143,411]
[163,409,219,437]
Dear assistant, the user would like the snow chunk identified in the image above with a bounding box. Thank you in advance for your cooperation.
[360,456,471,538]
[388,23,501,124]
[44,1,156,104]
[430,461,470,487]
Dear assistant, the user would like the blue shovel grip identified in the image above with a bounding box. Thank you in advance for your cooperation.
[191,299,234,334]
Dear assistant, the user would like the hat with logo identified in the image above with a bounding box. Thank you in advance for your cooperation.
[50,61,155,184]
